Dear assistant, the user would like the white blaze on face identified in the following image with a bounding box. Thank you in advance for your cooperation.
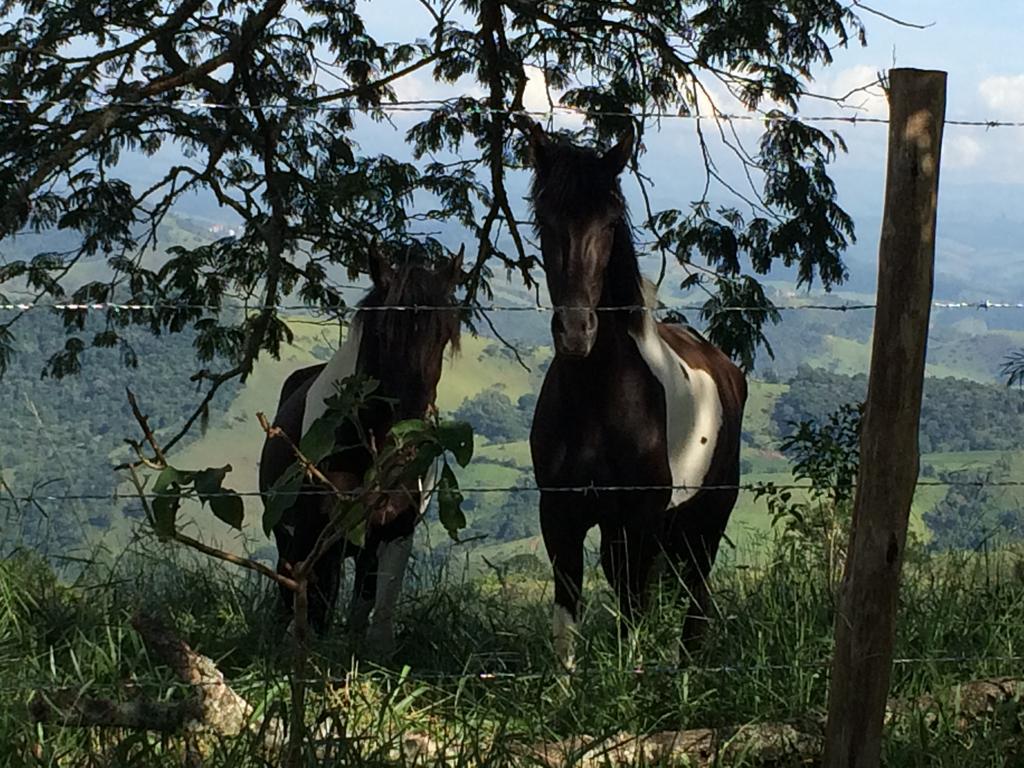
[553,604,577,670]
[628,309,724,509]
[302,319,363,436]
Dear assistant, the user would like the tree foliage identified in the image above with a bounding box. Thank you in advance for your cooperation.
[774,366,1024,453]
[1,0,867,437]
[923,459,1024,553]
[453,386,534,443]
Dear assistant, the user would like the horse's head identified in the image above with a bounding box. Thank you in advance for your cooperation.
[523,121,634,358]
[358,241,463,419]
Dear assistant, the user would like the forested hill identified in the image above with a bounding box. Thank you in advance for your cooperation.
[773,366,1024,453]
[3,230,1024,560]
[0,309,241,551]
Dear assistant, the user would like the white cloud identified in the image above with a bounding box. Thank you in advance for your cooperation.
[943,134,983,169]
[813,65,889,118]
[978,74,1024,120]
[390,71,482,104]
[521,66,552,113]
[519,65,585,130]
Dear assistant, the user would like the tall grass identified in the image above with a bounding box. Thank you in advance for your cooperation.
[2,535,1023,766]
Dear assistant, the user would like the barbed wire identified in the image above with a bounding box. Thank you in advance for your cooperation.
[3,94,1024,129]
[2,299,1024,315]
[4,476,1024,506]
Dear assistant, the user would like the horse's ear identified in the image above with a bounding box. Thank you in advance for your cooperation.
[368,240,394,290]
[516,116,551,167]
[447,244,465,287]
[602,124,634,175]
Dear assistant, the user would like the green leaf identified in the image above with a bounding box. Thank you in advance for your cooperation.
[390,418,429,440]
[298,416,338,465]
[150,467,187,538]
[437,462,466,541]
[211,493,244,530]
[193,465,231,501]
[333,501,367,547]
[152,487,181,539]
[400,443,441,487]
[152,467,182,493]
[263,470,304,535]
[437,420,474,467]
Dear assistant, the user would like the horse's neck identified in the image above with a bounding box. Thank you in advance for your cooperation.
[301,317,363,435]
[599,223,647,307]
[594,232,656,352]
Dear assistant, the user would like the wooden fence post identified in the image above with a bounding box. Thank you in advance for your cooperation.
[823,68,947,768]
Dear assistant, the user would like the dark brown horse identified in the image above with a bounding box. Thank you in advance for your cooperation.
[523,122,747,667]
[258,244,462,656]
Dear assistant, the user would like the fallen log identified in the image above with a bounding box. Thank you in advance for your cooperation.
[29,613,1024,768]
[28,610,286,758]
[28,689,200,733]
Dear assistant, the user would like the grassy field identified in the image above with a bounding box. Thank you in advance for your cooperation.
[3,536,1023,766]
[113,313,1022,566]
[7,307,1023,763]
[106,321,549,555]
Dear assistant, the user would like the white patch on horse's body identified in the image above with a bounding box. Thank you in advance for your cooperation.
[301,318,363,435]
[628,280,724,509]
[552,604,577,670]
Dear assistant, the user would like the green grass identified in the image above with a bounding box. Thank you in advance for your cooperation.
[476,439,532,468]
[802,334,997,382]
[3,537,1024,766]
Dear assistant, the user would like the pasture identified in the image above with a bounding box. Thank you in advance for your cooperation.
[3,536,1023,766]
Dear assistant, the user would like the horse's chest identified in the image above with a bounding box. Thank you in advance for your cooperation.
[532,327,725,509]
[532,357,670,485]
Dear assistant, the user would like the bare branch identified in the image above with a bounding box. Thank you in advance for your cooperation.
[851,1,934,29]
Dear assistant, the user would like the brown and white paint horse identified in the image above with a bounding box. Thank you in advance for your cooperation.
[524,122,747,666]
[258,244,462,656]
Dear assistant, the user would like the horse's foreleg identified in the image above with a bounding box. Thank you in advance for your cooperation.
[364,532,414,660]
[669,515,726,654]
[347,545,376,636]
[541,493,587,671]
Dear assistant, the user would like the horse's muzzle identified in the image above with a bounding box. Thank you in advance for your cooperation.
[553,307,598,358]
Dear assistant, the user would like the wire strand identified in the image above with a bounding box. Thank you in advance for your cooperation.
[4,477,1024,505]
[3,300,1024,314]
[3,95,1024,128]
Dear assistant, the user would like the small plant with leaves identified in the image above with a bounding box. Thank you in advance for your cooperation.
[120,379,473,766]
[261,372,475,546]
[754,402,861,584]
[148,464,244,540]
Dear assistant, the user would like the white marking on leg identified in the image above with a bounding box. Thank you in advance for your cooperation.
[348,591,374,635]
[365,534,414,657]
[553,603,577,671]
[629,313,724,508]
